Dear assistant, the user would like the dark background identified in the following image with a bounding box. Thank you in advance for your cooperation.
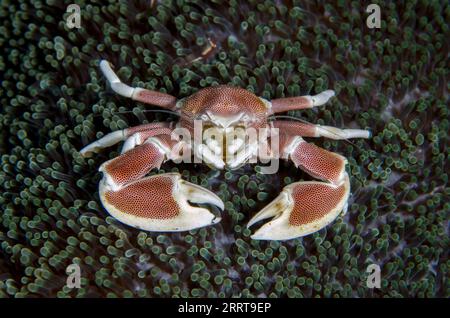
[0,0,448,297]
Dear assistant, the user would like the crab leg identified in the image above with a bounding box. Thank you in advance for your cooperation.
[269,90,335,114]
[79,122,171,157]
[272,121,371,140]
[249,136,352,240]
[97,136,223,232]
[100,60,177,109]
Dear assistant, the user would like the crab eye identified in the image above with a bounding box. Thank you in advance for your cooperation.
[242,114,250,121]
[201,114,209,121]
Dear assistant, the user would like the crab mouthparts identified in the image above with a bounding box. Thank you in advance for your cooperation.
[197,126,257,170]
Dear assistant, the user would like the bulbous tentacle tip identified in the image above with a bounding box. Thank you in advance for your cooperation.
[248,175,350,241]
[99,173,224,232]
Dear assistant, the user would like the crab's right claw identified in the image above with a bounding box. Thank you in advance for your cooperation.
[100,173,223,232]
[248,174,350,240]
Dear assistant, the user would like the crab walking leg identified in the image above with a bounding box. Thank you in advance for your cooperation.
[98,138,224,232]
[99,60,177,109]
[269,90,335,114]
[79,122,171,157]
[249,136,351,240]
[120,127,174,154]
[272,121,371,140]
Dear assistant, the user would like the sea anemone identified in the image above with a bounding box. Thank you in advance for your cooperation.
[0,0,448,298]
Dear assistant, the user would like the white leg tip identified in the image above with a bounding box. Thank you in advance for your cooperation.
[99,59,135,98]
[311,90,335,106]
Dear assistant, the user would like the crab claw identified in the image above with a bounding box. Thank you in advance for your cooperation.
[100,173,223,232]
[248,174,350,240]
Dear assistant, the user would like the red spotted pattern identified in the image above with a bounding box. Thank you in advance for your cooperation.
[289,182,347,226]
[134,89,177,109]
[126,122,170,136]
[272,120,317,137]
[134,128,173,144]
[270,96,312,113]
[104,142,164,185]
[105,175,179,219]
[180,85,268,127]
[291,142,345,184]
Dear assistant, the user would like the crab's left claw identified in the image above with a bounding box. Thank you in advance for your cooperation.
[248,173,350,240]
[100,173,224,232]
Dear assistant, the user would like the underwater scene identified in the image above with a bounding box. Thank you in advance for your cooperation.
[0,0,448,298]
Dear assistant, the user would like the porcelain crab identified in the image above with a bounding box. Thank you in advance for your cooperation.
[80,60,370,240]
